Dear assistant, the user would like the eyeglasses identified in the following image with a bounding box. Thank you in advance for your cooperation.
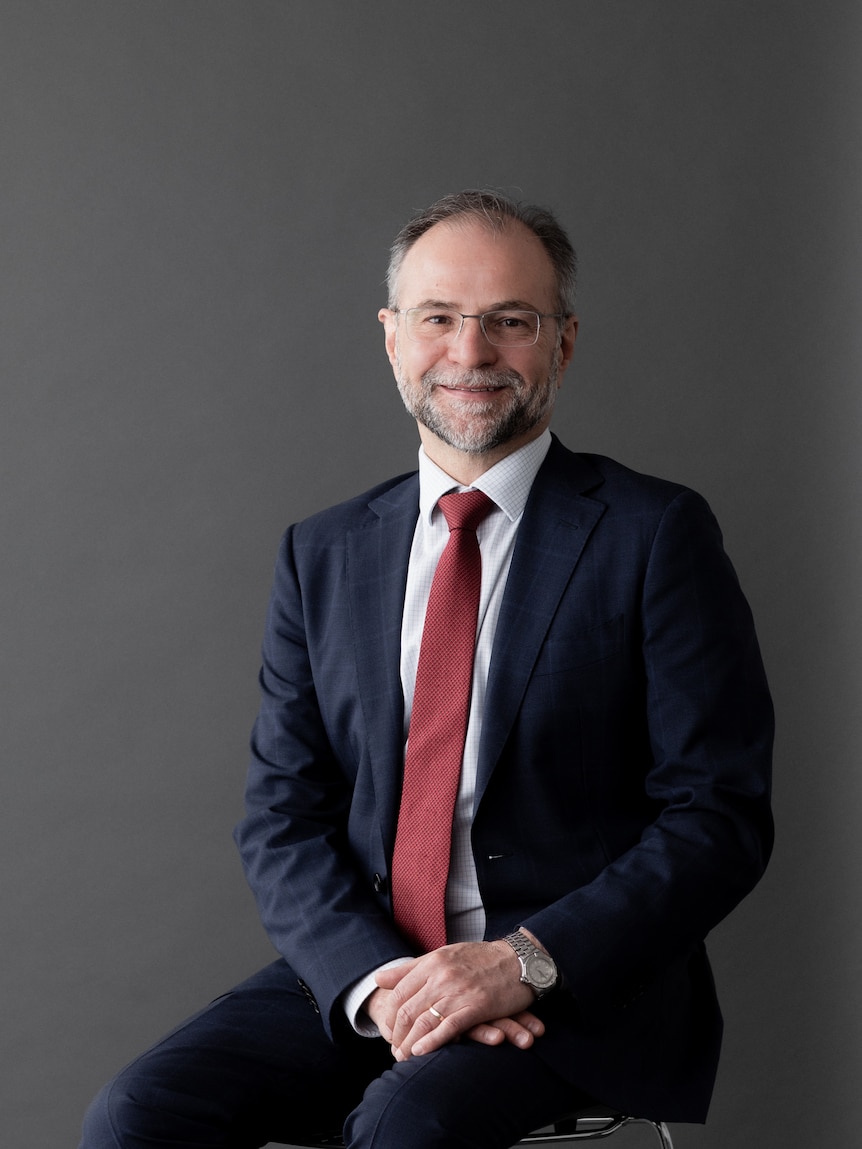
[395,307,566,347]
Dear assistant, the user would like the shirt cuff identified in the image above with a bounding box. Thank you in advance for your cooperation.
[342,957,413,1037]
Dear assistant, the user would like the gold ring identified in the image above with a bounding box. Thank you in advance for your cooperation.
[428,1005,445,1022]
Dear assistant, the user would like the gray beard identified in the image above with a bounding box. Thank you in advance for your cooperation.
[396,362,559,455]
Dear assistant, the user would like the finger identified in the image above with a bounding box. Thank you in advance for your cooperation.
[387,969,445,1051]
[388,988,430,1053]
[392,1003,454,1061]
[465,1013,543,1050]
[375,959,419,989]
[465,1011,545,1049]
[402,1006,469,1060]
[363,988,395,1042]
[397,1002,543,1061]
[379,953,446,1050]
[510,1010,546,1037]
[463,1022,506,1047]
[465,1019,528,1050]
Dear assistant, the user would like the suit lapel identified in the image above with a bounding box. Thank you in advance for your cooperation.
[475,444,606,808]
[347,474,418,844]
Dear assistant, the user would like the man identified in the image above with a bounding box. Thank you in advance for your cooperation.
[81,191,773,1148]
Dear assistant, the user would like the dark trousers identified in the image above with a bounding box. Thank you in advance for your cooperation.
[79,959,587,1149]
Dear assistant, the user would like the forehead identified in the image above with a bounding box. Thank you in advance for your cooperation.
[395,218,557,308]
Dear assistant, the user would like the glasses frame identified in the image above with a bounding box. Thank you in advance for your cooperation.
[394,307,568,348]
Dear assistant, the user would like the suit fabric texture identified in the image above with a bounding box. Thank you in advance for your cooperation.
[234,436,774,1124]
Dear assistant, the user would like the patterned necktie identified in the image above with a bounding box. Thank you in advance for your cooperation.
[391,488,494,952]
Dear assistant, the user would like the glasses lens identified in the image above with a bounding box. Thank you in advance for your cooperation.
[483,311,540,346]
[404,308,461,341]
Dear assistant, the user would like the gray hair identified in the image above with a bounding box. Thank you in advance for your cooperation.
[386,189,577,315]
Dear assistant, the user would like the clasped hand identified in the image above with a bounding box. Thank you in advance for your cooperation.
[365,940,543,1061]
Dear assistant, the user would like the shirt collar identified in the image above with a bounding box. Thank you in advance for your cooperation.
[416,429,552,525]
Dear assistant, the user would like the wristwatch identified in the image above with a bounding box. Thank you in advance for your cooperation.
[502,931,558,998]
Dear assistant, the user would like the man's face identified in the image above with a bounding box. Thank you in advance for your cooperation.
[379,219,577,459]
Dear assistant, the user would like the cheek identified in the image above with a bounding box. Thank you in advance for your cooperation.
[400,344,444,378]
[505,351,551,384]
[528,347,560,381]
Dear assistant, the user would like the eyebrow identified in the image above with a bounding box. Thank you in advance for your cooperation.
[412,297,544,312]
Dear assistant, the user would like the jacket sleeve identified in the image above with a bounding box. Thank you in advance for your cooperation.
[233,527,409,1038]
[521,489,774,1018]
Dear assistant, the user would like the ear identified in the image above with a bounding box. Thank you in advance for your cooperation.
[557,314,578,374]
[378,308,399,368]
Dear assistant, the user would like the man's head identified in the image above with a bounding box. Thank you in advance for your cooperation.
[379,191,579,479]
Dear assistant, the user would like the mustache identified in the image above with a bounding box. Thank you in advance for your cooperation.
[421,366,526,392]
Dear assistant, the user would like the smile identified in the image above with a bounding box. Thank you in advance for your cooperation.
[439,384,505,393]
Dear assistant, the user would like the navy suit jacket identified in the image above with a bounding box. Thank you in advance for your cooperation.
[235,436,773,1122]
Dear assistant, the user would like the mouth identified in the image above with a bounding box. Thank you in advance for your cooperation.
[418,366,523,401]
[438,383,507,393]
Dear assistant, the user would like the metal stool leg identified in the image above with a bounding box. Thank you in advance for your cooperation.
[623,1118,674,1148]
[518,1112,674,1146]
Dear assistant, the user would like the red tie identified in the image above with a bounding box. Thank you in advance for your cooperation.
[391,489,494,953]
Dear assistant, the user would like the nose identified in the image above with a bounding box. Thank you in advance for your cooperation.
[446,315,498,368]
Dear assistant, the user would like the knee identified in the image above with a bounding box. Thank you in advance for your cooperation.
[343,1063,461,1149]
[79,1078,124,1148]
[80,1066,167,1149]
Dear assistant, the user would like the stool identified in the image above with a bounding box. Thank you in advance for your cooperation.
[276,1106,673,1146]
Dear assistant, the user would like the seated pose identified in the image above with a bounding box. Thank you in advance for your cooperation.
[80,189,773,1149]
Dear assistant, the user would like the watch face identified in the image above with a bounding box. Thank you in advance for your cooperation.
[526,952,557,989]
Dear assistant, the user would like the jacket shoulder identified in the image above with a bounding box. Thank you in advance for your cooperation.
[546,439,699,512]
[288,470,418,540]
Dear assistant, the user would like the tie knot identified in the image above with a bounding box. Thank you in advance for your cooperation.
[438,489,494,533]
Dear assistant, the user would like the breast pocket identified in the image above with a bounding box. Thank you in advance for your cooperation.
[531,613,624,677]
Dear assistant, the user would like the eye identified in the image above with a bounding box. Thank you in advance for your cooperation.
[489,311,531,330]
[422,310,458,328]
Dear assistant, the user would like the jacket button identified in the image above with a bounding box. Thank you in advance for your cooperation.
[373,873,388,894]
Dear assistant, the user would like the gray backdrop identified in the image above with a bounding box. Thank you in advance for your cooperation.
[2,3,859,1146]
